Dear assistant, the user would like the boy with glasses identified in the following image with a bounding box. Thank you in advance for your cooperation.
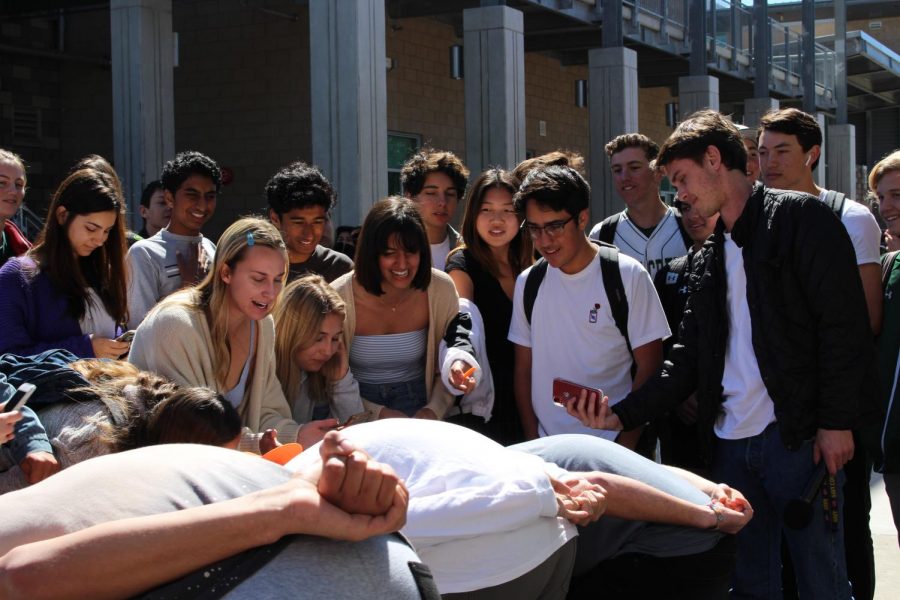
[508,165,670,447]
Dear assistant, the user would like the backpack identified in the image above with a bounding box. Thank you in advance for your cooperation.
[595,211,693,251]
[524,241,633,368]
[882,250,900,289]
[822,190,847,217]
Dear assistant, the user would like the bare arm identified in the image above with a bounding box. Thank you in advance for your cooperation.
[447,269,475,301]
[565,470,752,535]
[514,344,539,439]
[616,339,663,449]
[859,263,883,334]
[0,432,407,600]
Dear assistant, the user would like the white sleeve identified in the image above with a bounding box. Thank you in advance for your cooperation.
[842,202,881,265]
[621,256,672,348]
[588,222,602,241]
[127,244,162,329]
[507,269,533,348]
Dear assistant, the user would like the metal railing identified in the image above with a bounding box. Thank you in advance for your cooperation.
[618,0,834,103]
[12,204,43,242]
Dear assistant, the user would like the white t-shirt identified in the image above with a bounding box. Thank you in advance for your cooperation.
[508,249,671,439]
[79,288,118,339]
[589,208,689,277]
[716,234,776,440]
[289,419,576,595]
[430,236,451,271]
[817,190,881,266]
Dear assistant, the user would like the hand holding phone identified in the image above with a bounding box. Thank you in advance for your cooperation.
[552,378,602,408]
[116,330,136,343]
[1,382,36,414]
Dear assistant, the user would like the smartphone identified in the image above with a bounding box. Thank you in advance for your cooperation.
[552,378,602,407]
[2,382,36,413]
[116,330,136,343]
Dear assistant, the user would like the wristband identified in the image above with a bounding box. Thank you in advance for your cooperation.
[707,501,726,530]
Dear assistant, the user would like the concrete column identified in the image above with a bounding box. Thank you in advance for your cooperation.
[827,124,856,196]
[463,6,525,176]
[588,47,638,222]
[678,75,719,118]
[743,97,779,128]
[815,112,828,188]
[110,0,175,231]
[310,0,387,227]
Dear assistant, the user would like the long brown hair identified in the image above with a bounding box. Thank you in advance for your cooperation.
[452,168,533,279]
[273,275,346,407]
[29,167,129,325]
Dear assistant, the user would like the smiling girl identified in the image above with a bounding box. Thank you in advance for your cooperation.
[331,197,476,419]
[446,169,534,444]
[0,149,30,268]
[0,167,129,358]
[129,218,306,451]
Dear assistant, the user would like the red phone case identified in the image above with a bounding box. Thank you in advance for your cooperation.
[552,378,602,406]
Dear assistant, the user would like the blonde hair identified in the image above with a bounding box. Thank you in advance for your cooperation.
[0,148,26,180]
[869,150,900,193]
[273,275,346,408]
[187,217,288,389]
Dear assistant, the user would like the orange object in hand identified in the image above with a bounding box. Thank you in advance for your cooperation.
[463,366,477,379]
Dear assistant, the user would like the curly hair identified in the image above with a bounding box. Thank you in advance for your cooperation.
[400,148,470,198]
[160,151,221,195]
[265,161,335,216]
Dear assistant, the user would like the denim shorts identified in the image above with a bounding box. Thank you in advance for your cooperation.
[357,376,427,417]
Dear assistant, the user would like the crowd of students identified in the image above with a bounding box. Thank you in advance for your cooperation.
[0,105,897,599]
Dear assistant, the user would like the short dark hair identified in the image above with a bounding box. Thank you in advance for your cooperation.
[400,148,470,198]
[140,180,164,208]
[513,165,591,217]
[656,110,747,174]
[758,108,823,170]
[353,196,431,296]
[143,387,242,447]
[265,161,335,216]
[160,151,221,195]
[604,133,659,161]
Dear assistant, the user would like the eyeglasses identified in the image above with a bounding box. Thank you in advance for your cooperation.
[521,216,574,240]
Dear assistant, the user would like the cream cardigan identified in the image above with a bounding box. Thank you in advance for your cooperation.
[129,291,301,450]
[331,269,460,419]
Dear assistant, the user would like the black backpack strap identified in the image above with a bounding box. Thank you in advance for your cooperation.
[597,242,633,363]
[823,190,846,217]
[524,258,549,325]
[882,250,900,289]
[596,213,621,245]
[673,213,693,251]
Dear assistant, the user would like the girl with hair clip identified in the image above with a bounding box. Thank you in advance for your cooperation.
[331,196,478,420]
[446,168,534,444]
[274,275,367,431]
[0,166,130,359]
[129,217,307,452]
[0,148,30,267]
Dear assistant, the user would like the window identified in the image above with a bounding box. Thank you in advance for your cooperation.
[388,132,421,196]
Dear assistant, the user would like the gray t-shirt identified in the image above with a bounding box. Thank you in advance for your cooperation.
[287,244,353,284]
[126,229,217,328]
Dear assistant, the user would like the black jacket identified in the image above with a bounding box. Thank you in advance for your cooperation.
[613,185,878,462]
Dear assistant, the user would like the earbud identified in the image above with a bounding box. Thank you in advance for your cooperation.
[804,154,813,167]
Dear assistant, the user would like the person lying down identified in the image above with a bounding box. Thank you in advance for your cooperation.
[0,420,751,600]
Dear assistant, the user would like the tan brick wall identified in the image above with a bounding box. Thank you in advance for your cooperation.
[524,55,590,162]
[639,86,677,148]
[386,17,466,160]
[173,0,311,238]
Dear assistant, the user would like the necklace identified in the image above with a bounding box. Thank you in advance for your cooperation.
[380,289,414,312]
